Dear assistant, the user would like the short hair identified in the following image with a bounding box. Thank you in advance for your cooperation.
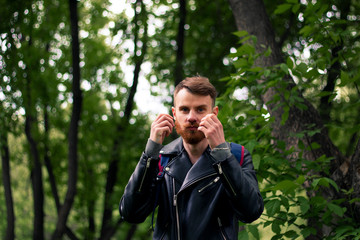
[174,76,217,106]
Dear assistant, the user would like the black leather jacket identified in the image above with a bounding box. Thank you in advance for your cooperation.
[120,137,263,240]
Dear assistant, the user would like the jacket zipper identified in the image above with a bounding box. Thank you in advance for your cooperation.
[217,163,237,197]
[198,176,220,193]
[217,217,228,240]
[173,179,181,240]
[173,173,218,239]
[138,158,151,192]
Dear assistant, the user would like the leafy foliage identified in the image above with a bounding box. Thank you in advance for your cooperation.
[1,0,359,239]
[219,6,360,236]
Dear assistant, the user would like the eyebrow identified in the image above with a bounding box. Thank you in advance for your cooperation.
[178,104,208,109]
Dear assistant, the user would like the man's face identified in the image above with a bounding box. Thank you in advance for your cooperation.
[172,89,218,144]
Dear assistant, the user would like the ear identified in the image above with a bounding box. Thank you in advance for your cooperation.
[172,106,176,120]
[212,106,219,116]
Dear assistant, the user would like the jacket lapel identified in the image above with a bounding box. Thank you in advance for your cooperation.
[179,150,217,192]
[161,137,217,192]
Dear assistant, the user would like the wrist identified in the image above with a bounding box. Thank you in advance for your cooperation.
[211,142,232,162]
[145,138,163,159]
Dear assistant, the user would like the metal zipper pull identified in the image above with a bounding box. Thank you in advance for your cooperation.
[217,163,223,174]
[173,194,177,206]
[217,162,237,197]
[198,177,220,193]
[138,158,152,192]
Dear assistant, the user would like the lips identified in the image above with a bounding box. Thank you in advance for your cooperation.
[186,125,199,131]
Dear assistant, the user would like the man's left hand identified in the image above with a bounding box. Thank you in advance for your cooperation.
[198,114,226,149]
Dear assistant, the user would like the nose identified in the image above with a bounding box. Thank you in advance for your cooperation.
[187,110,197,123]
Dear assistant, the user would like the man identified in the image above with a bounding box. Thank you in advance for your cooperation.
[120,76,263,240]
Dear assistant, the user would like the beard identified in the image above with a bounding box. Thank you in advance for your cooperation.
[175,120,205,145]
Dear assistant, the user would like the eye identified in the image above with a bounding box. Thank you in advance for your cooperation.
[197,106,207,113]
[180,107,189,113]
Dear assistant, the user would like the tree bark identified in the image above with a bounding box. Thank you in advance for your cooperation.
[22,11,45,240]
[349,138,360,222]
[24,50,44,240]
[174,0,186,87]
[44,107,79,240]
[1,132,15,240]
[227,0,353,238]
[43,107,61,211]
[25,92,44,240]
[125,224,138,240]
[51,0,82,238]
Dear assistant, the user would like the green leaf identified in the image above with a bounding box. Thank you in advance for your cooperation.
[328,203,346,217]
[248,225,260,239]
[284,230,298,238]
[338,70,353,87]
[310,142,321,150]
[292,4,300,13]
[296,175,305,185]
[349,198,360,204]
[244,140,257,154]
[246,110,262,116]
[280,63,289,74]
[274,4,292,15]
[301,227,317,238]
[265,199,281,216]
[298,196,310,214]
[286,57,294,69]
[299,25,313,37]
[271,221,281,234]
[238,228,250,240]
[252,154,261,170]
[233,30,249,38]
[296,62,308,75]
[312,177,339,192]
[281,106,289,125]
[272,180,298,195]
[264,47,272,57]
[233,58,249,69]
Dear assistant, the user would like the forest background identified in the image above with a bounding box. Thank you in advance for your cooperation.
[1,0,359,239]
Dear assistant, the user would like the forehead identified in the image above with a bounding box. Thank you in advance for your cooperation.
[174,89,213,107]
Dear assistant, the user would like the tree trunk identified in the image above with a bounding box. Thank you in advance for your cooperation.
[43,107,61,211]
[22,11,45,240]
[100,1,148,238]
[51,0,82,238]
[227,0,355,237]
[349,138,360,222]
[24,54,44,240]
[44,107,79,240]
[25,95,44,240]
[174,0,186,87]
[1,132,15,240]
[125,224,138,240]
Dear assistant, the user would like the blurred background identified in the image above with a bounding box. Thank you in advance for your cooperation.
[1,0,359,239]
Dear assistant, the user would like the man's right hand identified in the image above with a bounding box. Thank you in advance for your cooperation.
[150,114,174,145]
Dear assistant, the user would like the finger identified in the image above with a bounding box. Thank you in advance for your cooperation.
[154,119,174,131]
[156,114,175,126]
[200,116,216,130]
[153,115,174,129]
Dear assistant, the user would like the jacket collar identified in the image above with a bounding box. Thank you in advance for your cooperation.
[159,137,183,156]
[180,150,217,192]
[161,137,217,192]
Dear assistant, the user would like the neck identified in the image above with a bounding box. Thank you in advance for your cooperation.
[183,139,208,164]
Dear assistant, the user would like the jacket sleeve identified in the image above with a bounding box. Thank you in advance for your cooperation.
[119,153,159,223]
[211,145,264,223]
